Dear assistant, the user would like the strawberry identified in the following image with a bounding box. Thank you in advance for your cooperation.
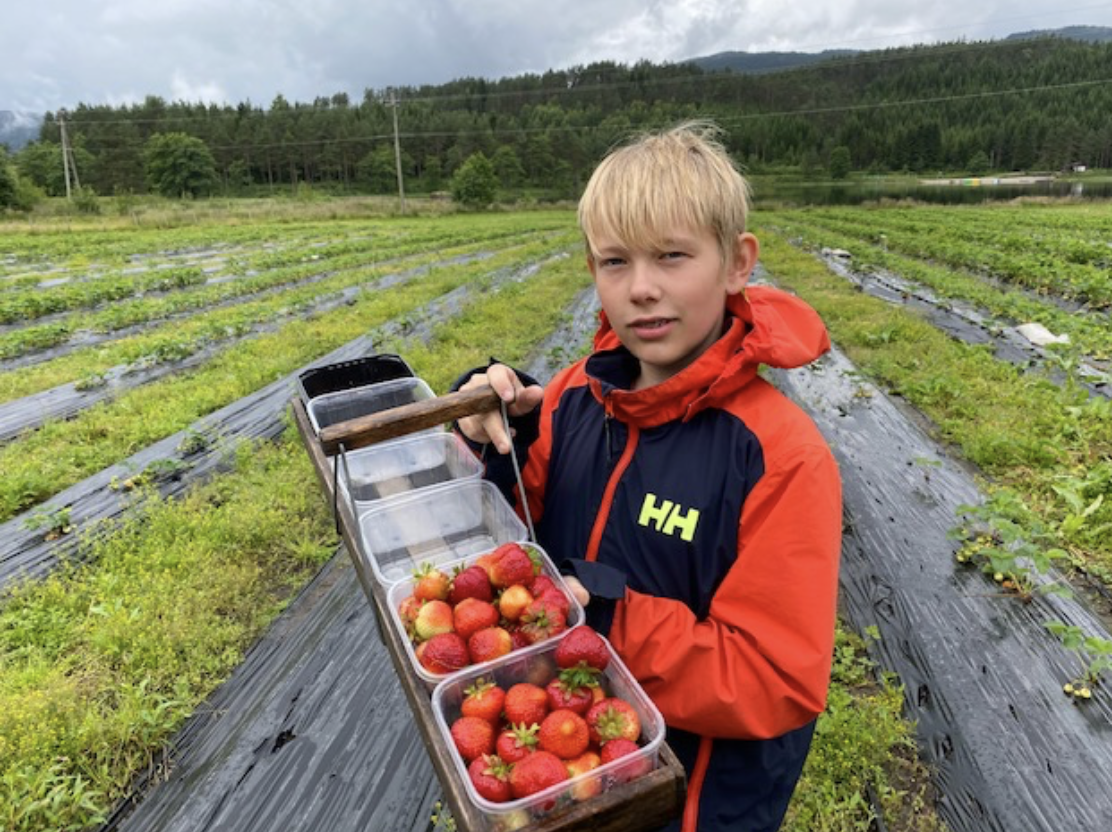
[545,667,601,715]
[509,627,531,651]
[537,709,590,760]
[600,737,651,781]
[529,573,558,596]
[450,715,495,763]
[497,584,534,621]
[585,697,641,744]
[419,632,470,675]
[509,750,568,799]
[468,754,512,803]
[450,564,493,605]
[485,542,537,588]
[503,682,549,727]
[412,564,450,602]
[453,598,500,640]
[565,750,602,801]
[537,586,571,619]
[468,626,513,664]
[519,598,567,644]
[496,723,538,763]
[412,599,454,641]
[555,626,610,672]
[599,737,640,764]
[396,594,423,634]
[461,678,505,724]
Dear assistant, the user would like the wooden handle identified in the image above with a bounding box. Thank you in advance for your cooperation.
[318,384,501,455]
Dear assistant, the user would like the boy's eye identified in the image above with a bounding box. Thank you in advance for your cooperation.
[598,257,625,268]
[660,251,687,261]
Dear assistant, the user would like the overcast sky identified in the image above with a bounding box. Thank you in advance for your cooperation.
[4,1,1112,115]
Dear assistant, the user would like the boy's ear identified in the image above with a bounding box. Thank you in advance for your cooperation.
[725,232,759,295]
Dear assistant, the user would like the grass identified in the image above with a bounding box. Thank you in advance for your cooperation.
[784,629,942,832]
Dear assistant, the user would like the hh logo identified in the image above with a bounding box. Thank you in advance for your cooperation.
[638,493,700,542]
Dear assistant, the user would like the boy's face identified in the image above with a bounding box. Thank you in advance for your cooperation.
[588,225,758,390]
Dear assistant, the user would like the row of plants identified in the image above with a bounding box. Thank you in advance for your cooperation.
[769,204,1112,308]
[0,223,573,383]
[760,208,1112,362]
[0,214,571,353]
[0,229,931,832]
[754,215,1112,697]
[0,232,578,524]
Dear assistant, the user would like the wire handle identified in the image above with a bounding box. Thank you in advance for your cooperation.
[501,399,536,543]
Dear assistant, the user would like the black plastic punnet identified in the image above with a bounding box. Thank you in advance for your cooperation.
[296,354,415,404]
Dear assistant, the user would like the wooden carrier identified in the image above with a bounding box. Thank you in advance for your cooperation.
[291,362,686,832]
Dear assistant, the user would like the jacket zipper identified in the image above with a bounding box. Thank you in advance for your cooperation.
[586,399,638,562]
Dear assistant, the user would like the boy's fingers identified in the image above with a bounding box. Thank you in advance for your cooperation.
[562,575,590,607]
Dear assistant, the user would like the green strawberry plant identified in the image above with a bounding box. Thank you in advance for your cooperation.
[1045,622,1112,701]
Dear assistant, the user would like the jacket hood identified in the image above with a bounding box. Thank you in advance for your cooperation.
[587,285,831,426]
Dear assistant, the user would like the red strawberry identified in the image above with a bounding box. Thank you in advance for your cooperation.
[600,737,640,764]
[453,598,500,640]
[585,698,641,744]
[461,678,505,724]
[503,682,549,727]
[509,750,568,799]
[509,627,531,651]
[496,723,538,763]
[468,626,513,664]
[600,737,652,781]
[413,564,450,602]
[486,543,537,588]
[451,715,495,763]
[537,586,571,618]
[530,573,557,596]
[419,632,470,675]
[498,584,534,621]
[412,599,454,641]
[555,626,610,672]
[538,709,590,760]
[519,598,567,644]
[545,667,600,715]
[450,564,493,605]
[565,750,602,801]
[468,754,512,803]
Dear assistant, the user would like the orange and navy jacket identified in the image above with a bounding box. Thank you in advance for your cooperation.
[470,286,842,831]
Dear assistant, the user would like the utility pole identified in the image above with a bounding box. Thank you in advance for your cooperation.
[389,90,406,212]
[58,109,74,199]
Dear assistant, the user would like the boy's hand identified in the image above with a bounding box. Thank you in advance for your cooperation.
[562,575,590,608]
[457,363,543,454]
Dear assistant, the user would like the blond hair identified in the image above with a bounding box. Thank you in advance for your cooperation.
[578,121,751,267]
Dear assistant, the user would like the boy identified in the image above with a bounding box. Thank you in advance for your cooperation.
[457,122,842,832]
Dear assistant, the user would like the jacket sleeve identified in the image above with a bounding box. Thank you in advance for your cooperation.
[608,442,842,740]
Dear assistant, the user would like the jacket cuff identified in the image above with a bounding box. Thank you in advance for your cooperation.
[560,559,627,639]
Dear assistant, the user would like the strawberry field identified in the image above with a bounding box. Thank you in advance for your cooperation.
[2,199,1110,832]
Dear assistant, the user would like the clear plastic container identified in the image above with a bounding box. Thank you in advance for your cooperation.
[358,479,526,586]
[306,376,435,434]
[430,634,666,831]
[385,542,584,689]
[338,432,483,509]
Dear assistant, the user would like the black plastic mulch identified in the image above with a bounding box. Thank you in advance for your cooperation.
[0,255,558,590]
[771,346,1112,831]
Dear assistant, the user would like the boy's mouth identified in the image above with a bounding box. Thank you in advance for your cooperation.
[629,317,675,338]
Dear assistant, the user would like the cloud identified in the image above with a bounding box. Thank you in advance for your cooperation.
[1,0,1109,114]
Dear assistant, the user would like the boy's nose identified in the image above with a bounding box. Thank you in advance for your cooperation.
[628,261,661,303]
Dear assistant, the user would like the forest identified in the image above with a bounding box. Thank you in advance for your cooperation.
[6,34,1112,201]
